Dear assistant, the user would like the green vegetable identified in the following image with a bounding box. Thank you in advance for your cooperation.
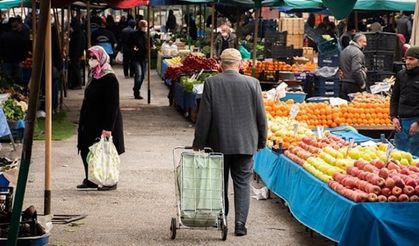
[3,98,25,121]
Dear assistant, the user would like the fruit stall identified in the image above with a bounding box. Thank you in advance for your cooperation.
[253,95,419,245]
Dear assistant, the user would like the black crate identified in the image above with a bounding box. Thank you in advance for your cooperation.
[364,51,394,71]
[317,36,340,57]
[314,76,340,97]
[318,54,339,67]
[364,32,399,52]
[314,87,340,97]
[366,71,395,87]
[272,45,294,59]
[264,30,287,46]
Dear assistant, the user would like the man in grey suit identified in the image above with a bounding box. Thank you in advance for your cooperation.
[193,48,267,236]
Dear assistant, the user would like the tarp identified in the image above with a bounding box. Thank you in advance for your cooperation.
[354,0,416,11]
[254,148,419,245]
[0,0,31,9]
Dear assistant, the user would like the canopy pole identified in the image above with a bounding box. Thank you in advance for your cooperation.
[32,0,36,52]
[147,5,151,104]
[252,7,261,76]
[210,3,215,57]
[44,1,52,216]
[187,5,191,50]
[7,0,49,244]
[87,0,91,48]
[354,11,359,32]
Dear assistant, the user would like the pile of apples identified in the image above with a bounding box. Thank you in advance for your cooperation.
[347,144,418,166]
[328,160,419,202]
[266,117,313,149]
[285,134,351,166]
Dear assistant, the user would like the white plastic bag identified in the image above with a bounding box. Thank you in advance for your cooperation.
[87,137,120,187]
[115,51,123,64]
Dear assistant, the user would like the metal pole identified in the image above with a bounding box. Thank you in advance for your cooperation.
[87,0,91,48]
[147,5,151,104]
[187,5,190,50]
[32,0,36,51]
[7,0,49,243]
[44,2,52,216]
[354,11,359,32]
[210,3,215,57]
[252,7,261,76]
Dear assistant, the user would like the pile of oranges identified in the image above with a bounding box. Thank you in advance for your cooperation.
[264,99,393,129]
[242,60,317,78]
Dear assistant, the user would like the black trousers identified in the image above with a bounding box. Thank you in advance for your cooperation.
[80,148,89,180]
[340,82,363,101]
[123,52,134,77]
[68,58,82,88]
[224,154,253,225]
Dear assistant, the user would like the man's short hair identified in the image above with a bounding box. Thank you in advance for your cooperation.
[353,33,366,42]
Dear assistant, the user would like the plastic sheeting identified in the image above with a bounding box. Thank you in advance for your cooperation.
[253,148,419,245]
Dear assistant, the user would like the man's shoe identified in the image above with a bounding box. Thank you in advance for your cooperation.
[134,95,144,100]
[76,179,98,189]
[98,184,117,191]
[234,222,247,236]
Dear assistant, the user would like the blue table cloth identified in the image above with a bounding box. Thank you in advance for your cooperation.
[254,148,419,245]
[0,108,10,137]
[173,82,198,112]
[161,59,170,80]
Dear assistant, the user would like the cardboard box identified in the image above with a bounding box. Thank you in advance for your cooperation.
[287,34,304,48]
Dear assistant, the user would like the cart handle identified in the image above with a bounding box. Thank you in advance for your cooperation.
[183,146,213,153]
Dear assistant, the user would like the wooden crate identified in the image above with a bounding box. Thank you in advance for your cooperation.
[287,34,304,49]
[279,18,304,34]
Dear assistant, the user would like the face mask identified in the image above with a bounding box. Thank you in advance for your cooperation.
[221,32,228,38]
[141,27,147,32]
[88,59,99,68]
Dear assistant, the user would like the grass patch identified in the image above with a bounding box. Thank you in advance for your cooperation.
[34,112,76,141]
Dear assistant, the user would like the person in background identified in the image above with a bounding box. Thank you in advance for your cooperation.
[193,48,267,237]
[68,17,86,89]
[184,13,197,41]
[91,16,117,61]
[166,9,177,33]
[0,18,30,86]
[117,15,127,31]
[390,46,419,156]
[77,45,124,191]
[215,24,238,58]
[106,15,120,42]
[119,19,136,78]
[339,24,356,49]
[129,20,149,99]
[339,33,368,100]
[195,10,205,38]
[397,13,412,44]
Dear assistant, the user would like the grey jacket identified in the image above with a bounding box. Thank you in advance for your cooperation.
[339,41,367,89]
[215,33,238,58]
[193,70,267,155]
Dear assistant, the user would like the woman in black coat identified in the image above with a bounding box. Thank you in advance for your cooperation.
[77,45,124,191]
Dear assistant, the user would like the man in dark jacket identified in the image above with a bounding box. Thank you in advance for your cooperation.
[397,13,412,43]
[390,46,419,156]
[128,20,149,99]
[339,33,368,100]
[119,19,136,78]
[215,24,238,59]
[193,48,267,237]
[166,9,176,32]
[91,19,117,59]
[0,18,30,85]
[69,17,86,89]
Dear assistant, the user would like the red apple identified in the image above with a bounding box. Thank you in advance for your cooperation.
[354,160,367,170]
[333,173,346,182]
[377,195,387,202]
[410,195,419,202]
[363,164,377,173]
[359,171,369,181]
[347,167,358,176]
[408,166,419,173]
[406,179,417,188]
[372,160,386,169]
[367,184,381,195]
[415,185,419,195]
[385,178,396,189]
[388,161,401,172]
[378,168,389,179]
[403,186,415,196]
[398,194,409,202]
[381,187,392,197]
[392,186,403,196]
[394,178,405,189]
[388,195,398,202]
[400,168,412,176]
[375,177,385,187]
[368,193,378,202]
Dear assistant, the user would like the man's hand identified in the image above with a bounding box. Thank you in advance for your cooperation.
[392,118,401,132]
[102,130,112,138]
[409,122,419,136]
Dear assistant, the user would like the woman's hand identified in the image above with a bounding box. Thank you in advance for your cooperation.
[102,130,112,138]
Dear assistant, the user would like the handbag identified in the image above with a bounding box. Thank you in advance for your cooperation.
[87,136,120,187]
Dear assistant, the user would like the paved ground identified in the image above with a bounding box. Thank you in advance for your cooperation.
[15,67,334,245]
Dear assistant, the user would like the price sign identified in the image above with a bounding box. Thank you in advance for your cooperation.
[293,123,299,135]
[289,104,300,119]
[386,142,395,162]
[345,138,355,158]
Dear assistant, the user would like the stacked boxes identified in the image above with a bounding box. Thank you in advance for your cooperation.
[279,18,304,48]
[315,76,340,97]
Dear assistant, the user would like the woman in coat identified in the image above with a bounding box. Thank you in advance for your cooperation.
[77,45,125,191]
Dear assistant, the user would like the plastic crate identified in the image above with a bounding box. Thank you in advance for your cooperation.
[272,45,295,59]
[318,54,339,67]
[264,30,287,46]
[280,92,306,103]
[315,87,340,97]
[364,32,398,52]
[316,76,340,89]
[317,36,340,57]
[364,51,394,71]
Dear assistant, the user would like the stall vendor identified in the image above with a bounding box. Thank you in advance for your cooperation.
[339,33,368,100]
[390,46,419,156]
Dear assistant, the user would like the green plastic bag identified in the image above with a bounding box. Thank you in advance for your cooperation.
[87,137,120,187]
[240,45,251,60]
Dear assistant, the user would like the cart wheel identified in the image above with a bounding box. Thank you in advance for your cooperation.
[221,221,228,241]
[170,217,177,240]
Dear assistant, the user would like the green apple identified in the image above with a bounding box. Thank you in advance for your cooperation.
[400,159,409,166]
